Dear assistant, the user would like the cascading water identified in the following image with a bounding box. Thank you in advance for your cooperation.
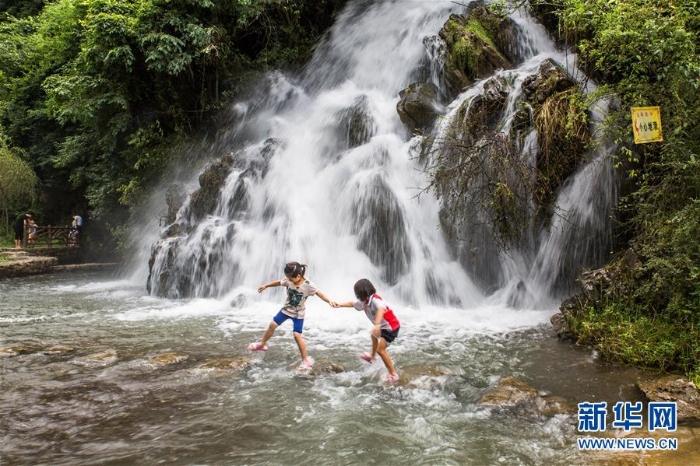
[147,0,481,306]
[146,0,615,311]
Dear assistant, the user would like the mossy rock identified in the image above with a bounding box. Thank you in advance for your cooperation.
[189,155,235,220]
[439,3,512,95]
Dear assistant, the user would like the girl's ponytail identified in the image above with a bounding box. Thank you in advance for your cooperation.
[284,261,307,277]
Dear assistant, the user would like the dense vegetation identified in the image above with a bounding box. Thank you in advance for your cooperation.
[0,0,343,247]
[532,0,700,383]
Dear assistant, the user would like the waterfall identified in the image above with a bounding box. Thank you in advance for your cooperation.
[144,1,616,310]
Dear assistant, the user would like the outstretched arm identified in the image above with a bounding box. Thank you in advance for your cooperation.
[258,280,282,293]
[332,300,355,308]
[315,290,337,307]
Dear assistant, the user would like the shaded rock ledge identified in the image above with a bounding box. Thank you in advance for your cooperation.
[0,249,117,280]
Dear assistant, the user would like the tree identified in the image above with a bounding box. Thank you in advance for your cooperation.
[0,138,38,234]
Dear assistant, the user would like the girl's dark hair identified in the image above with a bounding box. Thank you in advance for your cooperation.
[353,278,376,301]
[284,261,307,278]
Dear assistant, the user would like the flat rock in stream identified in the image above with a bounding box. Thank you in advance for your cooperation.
[393,364,457,388]
[41,345,75,355]
[0,346,32,357]
[308,361,345,376]
[637,375,700,423]
[72,349,118,367]
[478,375,574,417]
[147,352,189,366]
[197,357,251,371]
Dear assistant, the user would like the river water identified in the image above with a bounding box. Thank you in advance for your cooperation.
[5,270,693,465]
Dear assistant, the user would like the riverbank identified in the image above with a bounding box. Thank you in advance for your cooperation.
[0,248,118,279]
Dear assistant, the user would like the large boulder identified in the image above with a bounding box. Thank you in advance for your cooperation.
[337,95,377,149]
[188,155,235,220]
[637,376,700,423]
[438,3,512,95]
[478,375,574,418]
[350,174,412,285]
[396,82,441,131]
[522,58,578,105]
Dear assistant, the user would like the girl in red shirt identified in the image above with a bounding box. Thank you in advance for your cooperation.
[334,278,400,383]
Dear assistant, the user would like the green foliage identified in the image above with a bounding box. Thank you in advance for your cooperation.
[445,15,506,81]
[0,135,39,233]
[0,0,344,245]
[570,299,700,373]
[534,87,590,207]
[556,0,700,378]
[0,0,45,18]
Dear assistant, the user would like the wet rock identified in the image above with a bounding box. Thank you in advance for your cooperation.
[478,375,574,417]
[72,350,118,367]
[165,185,186,225]
[337,95,377,149]
[439,3,512,95]
[148,352,189,366]
[0,254,58,279]
[480,375,538,404]
[0,346,32,357]
[579,268,614,304]
[637,375,700,423]
[351,174,412,285]
[41,346,75,355]
[394,364,456,388]
[396,82,441,131]
[163,222,182,238]
[521,58,577,105]
[550,311,574,341]
[230,293,247,308]
[198,357,251,371]
[308,361,345,376]
[188,155,235,221]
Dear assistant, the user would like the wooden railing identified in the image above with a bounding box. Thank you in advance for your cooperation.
[22,225,79,249]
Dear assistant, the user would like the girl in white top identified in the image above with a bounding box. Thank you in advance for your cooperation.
[249,262,336,370]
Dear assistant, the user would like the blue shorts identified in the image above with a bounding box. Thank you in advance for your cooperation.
[272,310,304,334]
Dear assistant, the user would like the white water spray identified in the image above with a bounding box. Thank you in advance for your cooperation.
[144,1,615,312]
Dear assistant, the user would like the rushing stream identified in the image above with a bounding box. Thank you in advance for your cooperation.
[1,270,672,465]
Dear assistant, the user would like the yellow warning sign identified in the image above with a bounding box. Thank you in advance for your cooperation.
[632,106,663,144]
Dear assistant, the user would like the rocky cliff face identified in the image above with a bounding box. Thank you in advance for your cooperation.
[409,4,591,292]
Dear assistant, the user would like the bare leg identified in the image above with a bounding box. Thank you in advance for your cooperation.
[376,338,396,375]
[259,321,279,346]
[370,334,379,358]
[293,332,310,362]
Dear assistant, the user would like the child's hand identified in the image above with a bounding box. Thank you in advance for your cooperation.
[372,324,380,337]
[329,301,338,308]
[258,285,266,293]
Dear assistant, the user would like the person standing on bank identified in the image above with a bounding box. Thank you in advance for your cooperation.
[333,278,400,383]
[73,213,83,233]
[248,262,337,370]
[26,218,37,248]
[13,212,33,249]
